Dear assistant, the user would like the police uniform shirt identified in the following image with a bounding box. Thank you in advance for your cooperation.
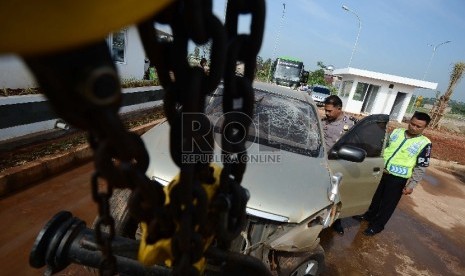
[322,114,355,149]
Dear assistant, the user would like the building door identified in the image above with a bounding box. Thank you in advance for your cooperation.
[389,92,407,120]
[361,85,380,113]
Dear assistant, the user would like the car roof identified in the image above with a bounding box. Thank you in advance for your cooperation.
[252,81,313,103]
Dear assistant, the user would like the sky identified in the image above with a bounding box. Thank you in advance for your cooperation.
[206,0,465,102]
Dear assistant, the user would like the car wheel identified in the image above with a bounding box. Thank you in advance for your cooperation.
[91,188,140,240]
[276,245,325,276]
[87,188,139,274]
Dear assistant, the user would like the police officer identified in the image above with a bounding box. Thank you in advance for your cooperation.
[353,112,432,236]
[321,95,356,235]
[322,95,356,150]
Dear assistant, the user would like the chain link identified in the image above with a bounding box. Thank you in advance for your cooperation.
[216,0,265,247]
[91,172,117,275]
[138,1,226,274]
[24,0,266,274]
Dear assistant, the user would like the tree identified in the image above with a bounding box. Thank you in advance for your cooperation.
[255,57,272,82]
[307,69,325,86]
[307,61,328,86]
[449,100,465,115]
[429,62,465,129]
[307,61,325,85]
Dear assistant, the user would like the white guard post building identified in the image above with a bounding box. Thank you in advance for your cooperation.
[0,27,172,90]
[332,68,437,122]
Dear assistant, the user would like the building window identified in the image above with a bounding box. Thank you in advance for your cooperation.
[353,82,369,101]
[340,80,353,98]
[353,82,381,103]
[108,29,127,63]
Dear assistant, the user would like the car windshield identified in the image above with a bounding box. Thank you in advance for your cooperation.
[205,87,322,157]
[312,86,331,95]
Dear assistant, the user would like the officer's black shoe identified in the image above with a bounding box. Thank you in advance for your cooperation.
[352,214,371,222]
[363,227,382,236]
[332,219,344,235]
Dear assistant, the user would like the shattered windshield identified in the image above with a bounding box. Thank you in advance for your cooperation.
[205,87,322,157]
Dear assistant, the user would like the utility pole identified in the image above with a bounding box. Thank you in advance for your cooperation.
[409,40,451,114]
[423,40,451,80]
[342,4,361,68]
[266,3,286,82]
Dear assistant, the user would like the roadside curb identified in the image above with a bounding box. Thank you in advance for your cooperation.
[0,119,165,198]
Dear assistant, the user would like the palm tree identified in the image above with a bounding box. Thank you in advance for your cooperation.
[429,62,465,129]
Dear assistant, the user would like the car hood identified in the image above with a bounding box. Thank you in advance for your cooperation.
[142,121,332,223]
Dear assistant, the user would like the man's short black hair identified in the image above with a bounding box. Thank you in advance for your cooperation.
[412,111,431,126]
[324,95,342,108]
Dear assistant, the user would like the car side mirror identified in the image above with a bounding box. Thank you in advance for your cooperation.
[328,145,366,162]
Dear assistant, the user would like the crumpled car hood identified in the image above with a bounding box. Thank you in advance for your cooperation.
[142,121,332,223]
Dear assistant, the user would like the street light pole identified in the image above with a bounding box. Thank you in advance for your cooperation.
[409,40,451,114]
[422,40,451,80]
[267,3,286,82]
[342,4,361,68]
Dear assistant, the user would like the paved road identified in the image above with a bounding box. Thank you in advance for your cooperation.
[0,163,464,275]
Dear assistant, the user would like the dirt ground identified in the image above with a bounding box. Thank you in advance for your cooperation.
[320,166,465,275]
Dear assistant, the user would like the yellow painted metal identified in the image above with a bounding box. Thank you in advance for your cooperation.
[138,164,222,273]
[0,0,173,55]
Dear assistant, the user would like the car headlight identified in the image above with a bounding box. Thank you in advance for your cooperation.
[246,207,289,223]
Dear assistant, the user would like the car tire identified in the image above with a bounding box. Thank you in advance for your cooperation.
[276,245,325,276]
[87,188,139,274]
[91,188,140,239]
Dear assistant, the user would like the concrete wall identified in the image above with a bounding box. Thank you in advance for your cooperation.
[0,87,164,142]
[0,55,37,89]
[0,26,146,90]
[114,26,146,80]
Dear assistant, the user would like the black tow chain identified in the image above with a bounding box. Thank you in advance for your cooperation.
[24,0,265,275]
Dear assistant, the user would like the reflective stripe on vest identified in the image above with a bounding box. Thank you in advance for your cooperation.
[383,128,431,178]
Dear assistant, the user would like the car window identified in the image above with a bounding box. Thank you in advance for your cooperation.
[312,86,331,95]
[206,87,322,157]
[330,114,389,158]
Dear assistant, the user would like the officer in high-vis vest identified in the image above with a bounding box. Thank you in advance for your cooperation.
[353,112,432,236]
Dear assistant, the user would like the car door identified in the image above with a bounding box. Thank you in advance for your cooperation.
[327,114,389,218]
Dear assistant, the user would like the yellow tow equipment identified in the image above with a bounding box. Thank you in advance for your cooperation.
[0,0,173,55]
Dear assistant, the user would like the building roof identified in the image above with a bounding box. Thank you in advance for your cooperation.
[333,67,438,90]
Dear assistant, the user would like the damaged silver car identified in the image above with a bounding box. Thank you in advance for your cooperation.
[107,82,388,275]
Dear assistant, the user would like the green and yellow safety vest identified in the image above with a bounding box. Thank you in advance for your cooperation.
[384,128,431,178]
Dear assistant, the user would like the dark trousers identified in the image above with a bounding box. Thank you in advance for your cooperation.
[365,173,408,231]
